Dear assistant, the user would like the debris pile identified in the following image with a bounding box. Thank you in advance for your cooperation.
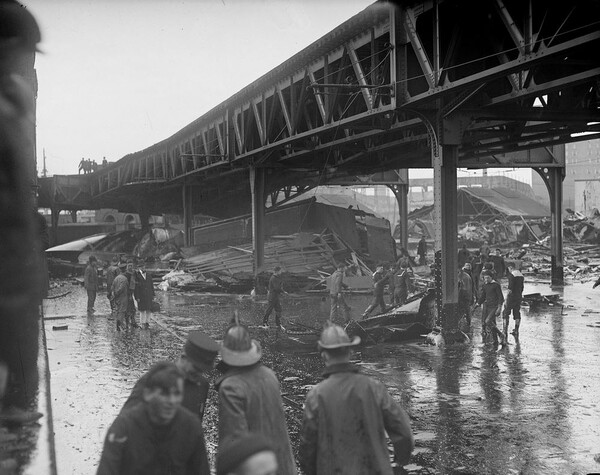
[169,231,373,293]
[563,209,600,244]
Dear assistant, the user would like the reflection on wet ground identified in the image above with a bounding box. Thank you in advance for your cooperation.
[43,280,600,474]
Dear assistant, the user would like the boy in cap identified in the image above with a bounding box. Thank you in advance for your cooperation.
[217,433,278,475]
[97,361,210,475]
[299,324,414,475]
[123,330,219,422]
[216,324,297,474]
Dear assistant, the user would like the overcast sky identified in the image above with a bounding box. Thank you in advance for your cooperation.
[26,0,375,176]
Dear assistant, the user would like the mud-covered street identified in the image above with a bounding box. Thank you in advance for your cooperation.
[43,279,600,474]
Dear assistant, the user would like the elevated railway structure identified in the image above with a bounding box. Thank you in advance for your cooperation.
[39,0,600,338]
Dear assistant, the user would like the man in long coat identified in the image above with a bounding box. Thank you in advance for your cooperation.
[329,262,351,323]
[105,256,120,318]
[134,262,154,329]
[299,324,414,475]
[216,325,297,474]
[261,266,285,330]
[84,255,98,313]
[111,263,129,331]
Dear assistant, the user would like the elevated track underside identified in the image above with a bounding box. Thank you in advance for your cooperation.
[39,0,600,217]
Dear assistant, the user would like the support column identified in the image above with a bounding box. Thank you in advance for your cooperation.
[433,144,460,336]
[250,167,266,284]
[388,169,409,251]
[70,210,77,223]
[534,167,564,285]
[182,185,193,246]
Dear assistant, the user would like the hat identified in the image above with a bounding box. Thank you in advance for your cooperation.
[184,330,219,366]
[220,326,262,367]
[462,262,472,270]
[118,262,127,270]
[318,324,360,350]
[216,434,274,475]
[111,255,119,263]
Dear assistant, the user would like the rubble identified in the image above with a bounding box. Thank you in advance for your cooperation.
[181,231,375,293]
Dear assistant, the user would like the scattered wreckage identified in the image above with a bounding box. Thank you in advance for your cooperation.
[346,289,437,344]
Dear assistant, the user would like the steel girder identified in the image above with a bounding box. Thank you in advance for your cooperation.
[71,0,598,216]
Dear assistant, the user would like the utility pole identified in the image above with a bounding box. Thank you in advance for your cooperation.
[42,148,47,177]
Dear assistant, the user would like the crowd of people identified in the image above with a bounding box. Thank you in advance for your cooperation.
[82,242,527,473]
[83,255,414,473]
[95,321,414,474]
[84,255,155,331]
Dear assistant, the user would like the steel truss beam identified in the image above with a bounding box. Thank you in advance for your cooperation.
[49,0,597,218]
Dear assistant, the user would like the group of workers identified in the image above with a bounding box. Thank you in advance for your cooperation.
[84,255,155,331]
[96,322,414,475]
[328,257,416,323]
[456,242,524,345]
[262,237,523,348]
[78,157,108,174]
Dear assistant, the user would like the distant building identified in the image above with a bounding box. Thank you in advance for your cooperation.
[531,139,600,215]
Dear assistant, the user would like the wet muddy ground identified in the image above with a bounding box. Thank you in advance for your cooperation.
[42,278,600,474]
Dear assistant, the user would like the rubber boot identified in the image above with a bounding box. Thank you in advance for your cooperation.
[502,317,509,340]
[116,320,121,332]
[497,328,506,347]
[511,318,520,337]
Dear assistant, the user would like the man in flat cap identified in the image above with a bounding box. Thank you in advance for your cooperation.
[123,330,219,422]
[299,324,414,475]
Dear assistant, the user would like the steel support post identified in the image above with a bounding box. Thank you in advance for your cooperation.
[433,144,460,335]
[182,185,193,246]
[388,169,409,251]
[548,168,564,286]
[533,166,565,286]
[250,167,266,282]
[549,170,564,286]
[396,184,409,250]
